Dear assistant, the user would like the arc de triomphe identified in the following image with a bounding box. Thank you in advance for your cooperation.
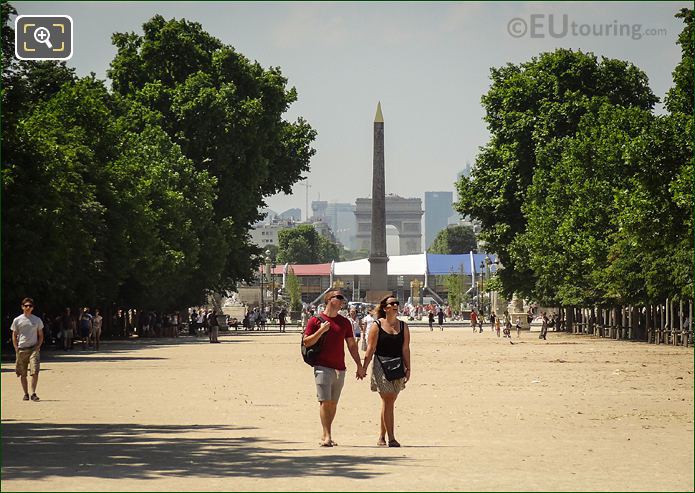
[355,195,423,255]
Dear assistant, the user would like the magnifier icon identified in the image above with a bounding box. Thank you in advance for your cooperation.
[33,27,53,49]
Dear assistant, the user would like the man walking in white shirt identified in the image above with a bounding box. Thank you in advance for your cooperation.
[360,307,375,352]
[11,298,44,401]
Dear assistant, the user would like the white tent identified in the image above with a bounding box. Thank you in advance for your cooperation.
[333,253,427,276]
[332,253,498,277]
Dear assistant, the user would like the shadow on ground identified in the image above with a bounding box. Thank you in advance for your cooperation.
[0,336,255,365]
[1,422,403,480]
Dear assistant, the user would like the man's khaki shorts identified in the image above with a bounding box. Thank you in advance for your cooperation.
[314,366,345,402]
[15,346,40,377]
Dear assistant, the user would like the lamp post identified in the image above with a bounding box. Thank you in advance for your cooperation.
[265,249,273,317]
[484,255,492,316]
[259,265,264,313]
[478,261,485,315]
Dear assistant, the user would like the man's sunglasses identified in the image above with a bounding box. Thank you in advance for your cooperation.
[23,304,33,308]
[331,295,345,301]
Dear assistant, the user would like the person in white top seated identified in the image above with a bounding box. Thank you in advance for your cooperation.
[11,297,44,402]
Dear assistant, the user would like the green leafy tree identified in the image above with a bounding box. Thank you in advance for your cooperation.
[318,235,340,263]
[2,73,219,312]
[429,225,477,254]
[600,10,693,304]
[277,225,315,264]
[107,15,316,289]
[444,273,464,312]
[520,105,654,305]
[665,8,693,115]
[455,48,658,301]
[2,7,317,316]
[285,268,302,312]
[277,224,339,264]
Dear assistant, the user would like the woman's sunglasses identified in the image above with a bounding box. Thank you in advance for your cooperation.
[386,301,400,307]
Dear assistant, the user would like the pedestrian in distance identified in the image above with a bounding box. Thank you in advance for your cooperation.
[437,307,445,331]
[540,312,549,340]
[278,308,287,332]
[470,309,478,333]
[91,308,103,350]
[348,308,361,346]
[362,295,411,447]
[300,309,309,331]
[189,310,198,335]
[11,298,44,402]
[61,307,76,350]
[78,307,92,349]
[302,290,365,447]
[428,311,435,331]
[209,309,220,343]
[515,318,522,338]
[361,308,375,352]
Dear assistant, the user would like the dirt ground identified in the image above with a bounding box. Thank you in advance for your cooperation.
[2,325,693,492]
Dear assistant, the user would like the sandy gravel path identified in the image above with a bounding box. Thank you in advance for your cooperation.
[2,326,693,491]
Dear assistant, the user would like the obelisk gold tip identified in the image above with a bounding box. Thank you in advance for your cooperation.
[374,101,384,123]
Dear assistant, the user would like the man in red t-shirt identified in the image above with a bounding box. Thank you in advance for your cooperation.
[303,289,365,447]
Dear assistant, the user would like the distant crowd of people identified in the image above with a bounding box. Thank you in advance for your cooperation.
[31,307,186,351]
[239,306,288,332]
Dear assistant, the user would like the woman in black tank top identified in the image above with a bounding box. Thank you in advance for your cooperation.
[362,294,411,448]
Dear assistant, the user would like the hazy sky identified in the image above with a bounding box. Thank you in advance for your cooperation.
[13,1,690,219]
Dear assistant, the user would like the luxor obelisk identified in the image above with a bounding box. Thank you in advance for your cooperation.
[368,102,388,293]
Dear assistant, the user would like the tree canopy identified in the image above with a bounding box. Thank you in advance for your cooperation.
[276,225,340,264]
[429,225,477,254]
[1,6,316,314]
[107,14,316,291]
[455,10,693,306]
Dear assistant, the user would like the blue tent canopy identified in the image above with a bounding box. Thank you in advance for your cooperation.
[426,253,498,275]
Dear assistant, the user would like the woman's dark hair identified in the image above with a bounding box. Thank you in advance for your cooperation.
[373,294,395,319]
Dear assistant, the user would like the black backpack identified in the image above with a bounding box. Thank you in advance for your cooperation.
[301,316,328,366]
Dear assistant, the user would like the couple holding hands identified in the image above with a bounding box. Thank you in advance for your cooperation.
[302,290,411,448]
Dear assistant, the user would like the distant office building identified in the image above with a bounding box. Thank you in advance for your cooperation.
[312,220,343,251]
[311,200,328,221]
[325,203,357,250]
[425,191,455,250]
[250,218,296,247]
[251,213,344,251]
[279,208,302,221]
[311,201,357,250]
